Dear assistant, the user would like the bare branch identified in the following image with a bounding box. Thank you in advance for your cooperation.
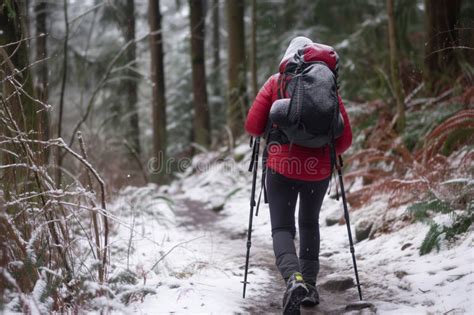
[424,46,474,59]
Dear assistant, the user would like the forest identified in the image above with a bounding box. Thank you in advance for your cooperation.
[0,0,473,313]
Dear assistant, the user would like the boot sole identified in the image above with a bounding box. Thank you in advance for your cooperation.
[283,285,307,315]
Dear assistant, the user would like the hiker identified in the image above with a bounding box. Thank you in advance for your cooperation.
[244,36,353,313]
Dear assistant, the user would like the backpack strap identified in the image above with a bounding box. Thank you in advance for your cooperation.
[329,90,341,169]
[277,73,284,99]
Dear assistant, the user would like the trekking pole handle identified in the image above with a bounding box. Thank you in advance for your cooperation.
[248,138,257,172]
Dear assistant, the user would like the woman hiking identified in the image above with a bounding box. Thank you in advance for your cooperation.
[244,36,353,314]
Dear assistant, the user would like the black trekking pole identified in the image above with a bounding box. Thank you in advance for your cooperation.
[242,136,260,298]
[336,155,363,301]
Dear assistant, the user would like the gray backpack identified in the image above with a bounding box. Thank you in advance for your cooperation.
[268,51,344,149]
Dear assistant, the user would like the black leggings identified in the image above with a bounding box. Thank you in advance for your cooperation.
[266,169,330,285]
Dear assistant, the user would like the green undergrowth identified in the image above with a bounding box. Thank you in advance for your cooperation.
[419,214,473,255]
[408,196,453,223]
[408,191,473,255]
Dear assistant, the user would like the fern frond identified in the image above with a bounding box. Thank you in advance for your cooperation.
[407,196,453,222]
[420,223,442,255]
[420,109,474,161]
[345,169,392,181]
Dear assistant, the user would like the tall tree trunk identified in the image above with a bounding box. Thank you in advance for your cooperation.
[189,0,211,149]
[226,0,247,140]
[212,0,221,127]
[148,0,167,183]
[387,0,405,132]
[424,0,462,92]
[34,0,50,164]
[212,0,220,95]
[250,0,258,99]
[55,0,69,188]
[0,2,38,138]
[1,1,40,171]
[0,0,42,291]
[124,0,141,155]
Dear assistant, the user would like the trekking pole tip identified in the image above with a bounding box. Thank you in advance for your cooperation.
[241,280,250,299]
[354,283,363,300]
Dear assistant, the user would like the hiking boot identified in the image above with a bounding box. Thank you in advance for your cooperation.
[301,283,319,307]
[282,272,308,314]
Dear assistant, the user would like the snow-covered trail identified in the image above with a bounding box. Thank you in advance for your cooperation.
[110,157,369,313]
[174,196,370,314]
[175,197,284,313]
[109,142,473,314]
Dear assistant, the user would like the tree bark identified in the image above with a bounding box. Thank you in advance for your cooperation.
[387,0,405,132]
[212,0,220,96]
[0,2,38,139]
[212,0,221,126]
[124,0,141,155]
[424,0,462,92]
[189,0,211,149]
[148,0,167,183]
[226,0,247,140]
[0,0,42,291]
[34,0,50,164]
[250,0,258,99]
[55,0,69,188]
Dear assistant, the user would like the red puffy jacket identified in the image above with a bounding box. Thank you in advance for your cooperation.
[244,43,352,181]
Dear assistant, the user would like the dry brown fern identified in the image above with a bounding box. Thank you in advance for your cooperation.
[417,109,474,163]
[346,108,473,211]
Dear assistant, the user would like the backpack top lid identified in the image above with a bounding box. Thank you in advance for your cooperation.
[279,37,339,74]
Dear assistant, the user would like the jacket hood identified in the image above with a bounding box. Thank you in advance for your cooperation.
[279,36,313,68]
[279,36,339,74]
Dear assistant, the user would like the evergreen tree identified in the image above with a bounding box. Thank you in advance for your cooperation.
[148,0,167,183]
[387,0,405,131]
[123,0,141,155]
[189,0,211,149]
[0,0,42,171]
[250,0,258,99]
[34,0,50,164]
[424,0,463,92]
[226,0,247,141]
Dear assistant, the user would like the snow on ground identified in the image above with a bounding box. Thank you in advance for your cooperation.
[109,185,269,314]
[108,141,473,314]
[319,197,474,314]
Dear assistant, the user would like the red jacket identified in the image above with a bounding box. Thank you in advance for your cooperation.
[245,43,352,181]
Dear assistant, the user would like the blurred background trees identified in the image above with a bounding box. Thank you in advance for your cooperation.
[0,0,472,311]
[2,0,471,188]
